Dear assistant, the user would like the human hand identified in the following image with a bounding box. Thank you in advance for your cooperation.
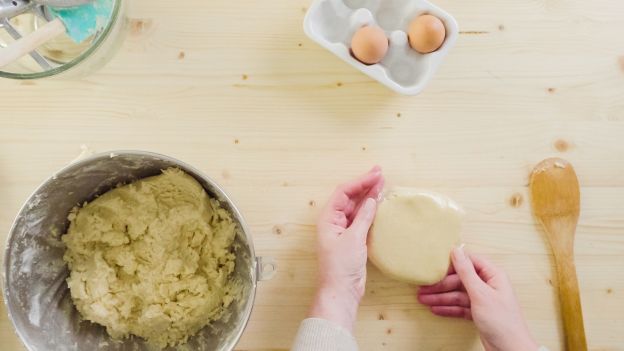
[309,166,384,331]
[418,247,539,351]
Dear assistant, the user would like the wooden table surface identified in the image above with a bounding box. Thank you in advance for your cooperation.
[1,0,623,350]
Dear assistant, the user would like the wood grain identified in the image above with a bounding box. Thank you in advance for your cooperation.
[1,0,624,350]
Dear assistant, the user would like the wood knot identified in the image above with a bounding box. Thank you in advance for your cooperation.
[242,74,248,80]
[386,328,392,335]
[273,225,284,235]
[378,313,385,320]
[308,200,316,207]
[547,87,556,94]
[178,51,185,60]
[129,18,154,37]
[554,139,570,152]
[509,193,523,208]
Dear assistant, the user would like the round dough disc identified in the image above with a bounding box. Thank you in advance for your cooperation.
[368,189,462,285]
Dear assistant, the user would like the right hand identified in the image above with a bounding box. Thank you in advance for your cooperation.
[418,246,540,351]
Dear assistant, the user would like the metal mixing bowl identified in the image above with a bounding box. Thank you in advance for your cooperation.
[2,151,276,351]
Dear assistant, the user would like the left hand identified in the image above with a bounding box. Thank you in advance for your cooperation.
[309,166,385,331]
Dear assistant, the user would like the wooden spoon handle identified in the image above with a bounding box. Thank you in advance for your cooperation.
[555,255,587,351]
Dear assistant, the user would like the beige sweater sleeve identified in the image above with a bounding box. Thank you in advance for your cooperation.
[291,318,358,351]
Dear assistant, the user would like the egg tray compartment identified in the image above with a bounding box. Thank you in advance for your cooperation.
[304,0,458,95]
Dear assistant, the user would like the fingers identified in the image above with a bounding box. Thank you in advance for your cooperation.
[430,306,472,320]
[451,246,488,297]
[418,274,463,294]
[468,253,503,288]
[364,173,385,201]
[318,188,353,236]
[318,167,383,236]
[418,291,471,308]
[349,198,377,242]
[325,167,382,213]
[318,206,346,237]
[337,167,383,198]
[350,176,385,220]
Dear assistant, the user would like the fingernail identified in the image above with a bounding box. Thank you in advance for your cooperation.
[453,244,466,259]
[364,197,376,210]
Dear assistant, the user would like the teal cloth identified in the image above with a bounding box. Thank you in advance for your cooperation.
[49,0,113,43]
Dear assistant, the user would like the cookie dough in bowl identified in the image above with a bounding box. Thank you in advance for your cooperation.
[62,168,242,348]
[368,189,463,285]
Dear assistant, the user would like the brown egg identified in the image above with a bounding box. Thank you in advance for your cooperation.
[351,26,389,65]
[408,14,446,54]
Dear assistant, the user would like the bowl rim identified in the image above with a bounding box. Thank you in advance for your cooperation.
[1,149,258,351]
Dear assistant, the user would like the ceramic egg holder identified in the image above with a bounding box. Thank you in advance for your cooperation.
[304,0,458,95]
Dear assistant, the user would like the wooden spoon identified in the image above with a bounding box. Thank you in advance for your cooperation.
[529,158,587,351]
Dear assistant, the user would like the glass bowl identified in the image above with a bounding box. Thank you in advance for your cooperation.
[0,0,127,79]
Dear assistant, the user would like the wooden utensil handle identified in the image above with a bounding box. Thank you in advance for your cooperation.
[555,254,587,351]
[0,18,65,69]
